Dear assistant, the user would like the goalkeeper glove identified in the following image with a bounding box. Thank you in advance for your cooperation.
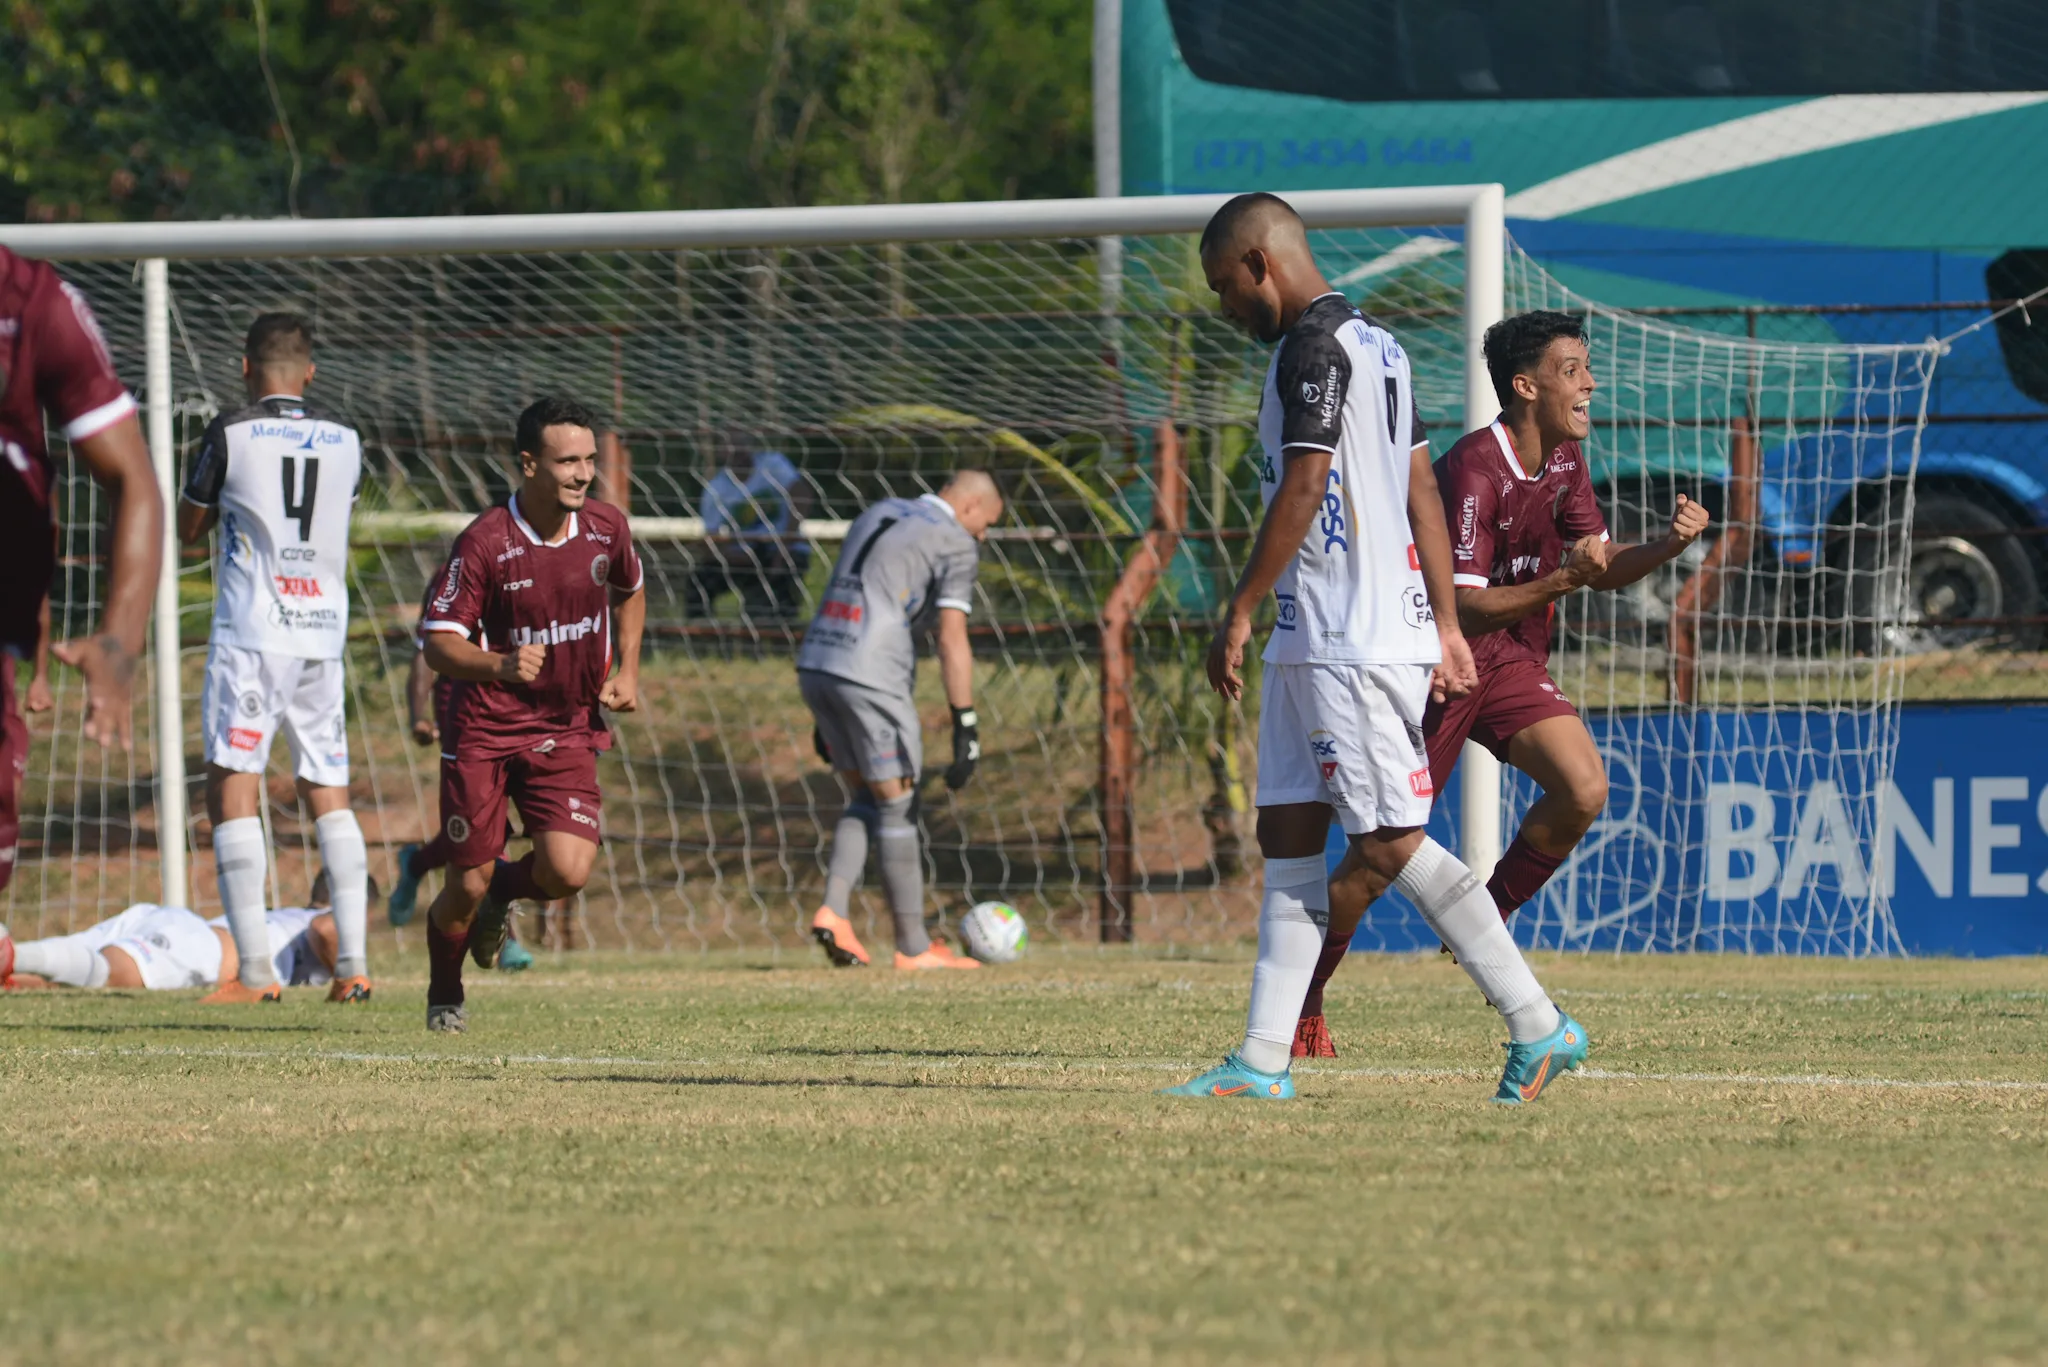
[944,706,980,790]
[812,725,832,766]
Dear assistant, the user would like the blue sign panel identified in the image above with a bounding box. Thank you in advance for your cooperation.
[1342,704,2048,957]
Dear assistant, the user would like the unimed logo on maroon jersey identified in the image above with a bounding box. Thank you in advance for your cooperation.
[508,614,602,646]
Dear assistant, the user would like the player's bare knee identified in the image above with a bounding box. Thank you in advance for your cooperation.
[1563,768,1609,830]
[534,847,595,898]
[99,947,145,989]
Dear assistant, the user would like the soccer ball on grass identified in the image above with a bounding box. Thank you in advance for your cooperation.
[958,901,1028,963]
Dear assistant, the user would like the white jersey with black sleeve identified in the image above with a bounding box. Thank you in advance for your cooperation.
[182,394,363,661]
[1255,293,1438,668]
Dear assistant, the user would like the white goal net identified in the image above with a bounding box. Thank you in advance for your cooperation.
[3,194,1937,956]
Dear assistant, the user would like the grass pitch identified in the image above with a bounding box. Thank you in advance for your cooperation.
[3,948,2045,1366]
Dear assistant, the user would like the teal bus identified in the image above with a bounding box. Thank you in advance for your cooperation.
[1111,0,2048,640]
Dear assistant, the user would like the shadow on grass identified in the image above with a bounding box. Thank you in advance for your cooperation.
[770,1057,1056,1065]
[0,1021,324,1035]
[549,1071,1041,1093]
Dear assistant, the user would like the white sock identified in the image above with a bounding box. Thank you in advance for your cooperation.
[1395,837,1559,1042]
[315,808,370,979]
[213,816,276,988]
[14,936,110,987]
[1238,854,1329,1075]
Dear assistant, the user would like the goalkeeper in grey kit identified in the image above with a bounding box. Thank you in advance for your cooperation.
[797,470,1005,969]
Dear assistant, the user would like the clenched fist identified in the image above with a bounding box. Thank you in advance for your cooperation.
[497,643,546,684]
[1557,534,1610,590]
[1668,493,1711,548]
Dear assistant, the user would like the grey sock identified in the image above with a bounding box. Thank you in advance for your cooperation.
[875,794,929,956]
[823,796,877,917]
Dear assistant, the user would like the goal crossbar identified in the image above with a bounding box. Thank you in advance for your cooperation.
[0,187,1503,259]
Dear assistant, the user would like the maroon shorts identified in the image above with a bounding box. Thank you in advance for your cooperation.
[1423,654,1582,792]
[438,744,602,867]
[0,654,25,893]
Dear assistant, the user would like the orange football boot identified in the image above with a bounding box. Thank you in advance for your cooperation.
[894,940,981,970]
[326,976,373,1003]
[1292,1013,1338,1058]
[200,979,283,1004]
[810,907,871,967]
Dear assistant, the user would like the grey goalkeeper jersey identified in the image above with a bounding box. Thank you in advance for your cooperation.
[796,493,980,694]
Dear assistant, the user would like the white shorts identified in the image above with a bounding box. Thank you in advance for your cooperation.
[1255,661,1435,835]
[74,904,224,990]
[201,643,350,786]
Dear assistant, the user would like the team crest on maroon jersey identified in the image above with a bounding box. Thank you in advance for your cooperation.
[589,553,610,585]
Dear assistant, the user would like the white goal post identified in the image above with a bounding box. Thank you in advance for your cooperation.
[1,186,1512,916]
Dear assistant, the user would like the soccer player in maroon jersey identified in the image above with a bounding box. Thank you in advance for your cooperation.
[0,248,163,896]
[1293,311,1709,1057]
[417,396,645,1032]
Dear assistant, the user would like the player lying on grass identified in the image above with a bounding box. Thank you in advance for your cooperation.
[1161,192,1586,1105]
[797,470,1003,971]
[178,314,374,1005]
[0,869,371,991]
[384,587,533,972]
[418,396,644,1032]
[1292,310,1710,1059]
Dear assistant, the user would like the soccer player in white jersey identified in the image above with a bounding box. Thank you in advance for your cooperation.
[178,314,373,1005]
[1163,193,1588,1105]
[0,869,367,993]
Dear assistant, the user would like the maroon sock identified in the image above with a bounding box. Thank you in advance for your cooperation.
[1300,933,1351,1019]
[488,853,548,904]
[1485,834,1569,920]
[410,834,453,877]
[426,916,469,1006]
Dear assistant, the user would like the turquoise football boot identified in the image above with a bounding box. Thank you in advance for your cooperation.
[1160,1051,1295,1100]
[497,937,535,972]
[387,843,425,927]
[1493,1012,1590,1105]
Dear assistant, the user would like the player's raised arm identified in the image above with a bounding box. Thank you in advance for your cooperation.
[1590,493,1711,591]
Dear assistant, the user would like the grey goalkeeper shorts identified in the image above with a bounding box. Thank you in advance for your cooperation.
[797,669,923,783]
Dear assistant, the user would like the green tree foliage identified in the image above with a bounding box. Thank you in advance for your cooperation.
[0,0,1093,222]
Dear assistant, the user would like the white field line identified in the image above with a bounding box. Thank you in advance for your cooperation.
[29,1044,2048,1094]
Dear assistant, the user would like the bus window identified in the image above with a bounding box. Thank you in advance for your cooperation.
[1987,251,2048,409]
[1162,0,2048,101]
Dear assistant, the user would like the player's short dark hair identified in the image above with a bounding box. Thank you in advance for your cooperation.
[309,867,380,909]
[1198,191,1301,258]
[516,395,600,458]
[1484,310,1589,407]
[245,312,313,366]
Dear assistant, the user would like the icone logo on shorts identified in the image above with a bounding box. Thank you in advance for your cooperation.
[446,815,472,843]
[1309,729,1339,782]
